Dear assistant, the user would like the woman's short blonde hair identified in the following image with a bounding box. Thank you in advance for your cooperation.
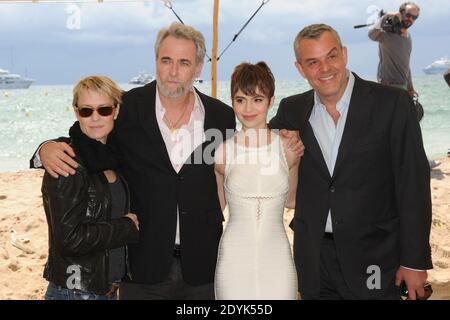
[72,75,122,107]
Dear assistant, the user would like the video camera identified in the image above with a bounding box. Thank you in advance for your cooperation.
[354,9,402,34]
[379,10,402,34]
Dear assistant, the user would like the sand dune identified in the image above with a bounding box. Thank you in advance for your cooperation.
[0,158,449,299]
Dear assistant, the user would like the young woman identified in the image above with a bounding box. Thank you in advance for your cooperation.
[42,76,139,300]
[214,62,299,299]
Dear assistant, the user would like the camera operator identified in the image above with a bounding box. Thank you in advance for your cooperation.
[369,2,420,98]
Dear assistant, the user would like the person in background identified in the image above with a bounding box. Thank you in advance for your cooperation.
[369,2,420,98]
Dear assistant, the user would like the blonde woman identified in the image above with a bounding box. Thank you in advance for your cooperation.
[42,76,139,300]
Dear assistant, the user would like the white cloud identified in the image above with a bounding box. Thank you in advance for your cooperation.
[1,0,449,83]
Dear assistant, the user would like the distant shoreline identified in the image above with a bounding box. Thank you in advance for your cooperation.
[2,74,446,87]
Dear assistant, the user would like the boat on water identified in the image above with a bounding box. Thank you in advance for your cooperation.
[423,57,450,75]
[129,72,155,85]
[0,68,34,89]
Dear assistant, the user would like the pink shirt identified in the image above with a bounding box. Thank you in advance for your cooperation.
[155,88,206,244]
[155,88,206,173]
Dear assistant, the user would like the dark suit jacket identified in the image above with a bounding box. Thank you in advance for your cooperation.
[269,73,432,298]
[102,81,235,285]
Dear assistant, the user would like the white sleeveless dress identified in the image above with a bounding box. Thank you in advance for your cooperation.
[214,135,298,300]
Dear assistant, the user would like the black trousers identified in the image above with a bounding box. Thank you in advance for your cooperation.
[301,235,400,300]
[119,256,215,300]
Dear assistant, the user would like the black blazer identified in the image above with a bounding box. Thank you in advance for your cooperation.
[109,81,236,285]
[269,73,432,298]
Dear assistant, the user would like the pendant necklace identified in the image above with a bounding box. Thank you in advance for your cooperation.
[164,103,189,135]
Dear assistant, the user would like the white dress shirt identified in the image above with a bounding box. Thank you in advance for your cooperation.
[308,70,355,233]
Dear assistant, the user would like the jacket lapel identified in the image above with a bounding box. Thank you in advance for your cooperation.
[303,123,332,180]
[299,92,331,180]
[136,81,175,173]
[333,74,373,178]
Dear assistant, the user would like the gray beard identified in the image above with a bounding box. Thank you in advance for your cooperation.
[156,76,194,99]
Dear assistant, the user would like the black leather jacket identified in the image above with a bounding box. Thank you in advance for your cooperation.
[41,153,139,295]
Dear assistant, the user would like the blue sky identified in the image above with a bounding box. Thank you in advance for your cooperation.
[1,0,450,84]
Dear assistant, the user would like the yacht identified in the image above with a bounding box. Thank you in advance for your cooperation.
[423,57,450,75]
[129,72,155,85]
[0,68,34,89]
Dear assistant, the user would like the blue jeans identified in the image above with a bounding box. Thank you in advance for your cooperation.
[45,282,117,300]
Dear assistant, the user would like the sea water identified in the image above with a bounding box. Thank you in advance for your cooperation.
[0,75,449,172]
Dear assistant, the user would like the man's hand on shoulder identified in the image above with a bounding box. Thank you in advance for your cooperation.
[40,142,78,178]
[279,129,305,157]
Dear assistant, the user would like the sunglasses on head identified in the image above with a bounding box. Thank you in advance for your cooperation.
[404,12,419,20]
[76,105,116,118]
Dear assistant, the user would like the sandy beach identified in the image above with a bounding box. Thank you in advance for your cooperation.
[0,158,449,300]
